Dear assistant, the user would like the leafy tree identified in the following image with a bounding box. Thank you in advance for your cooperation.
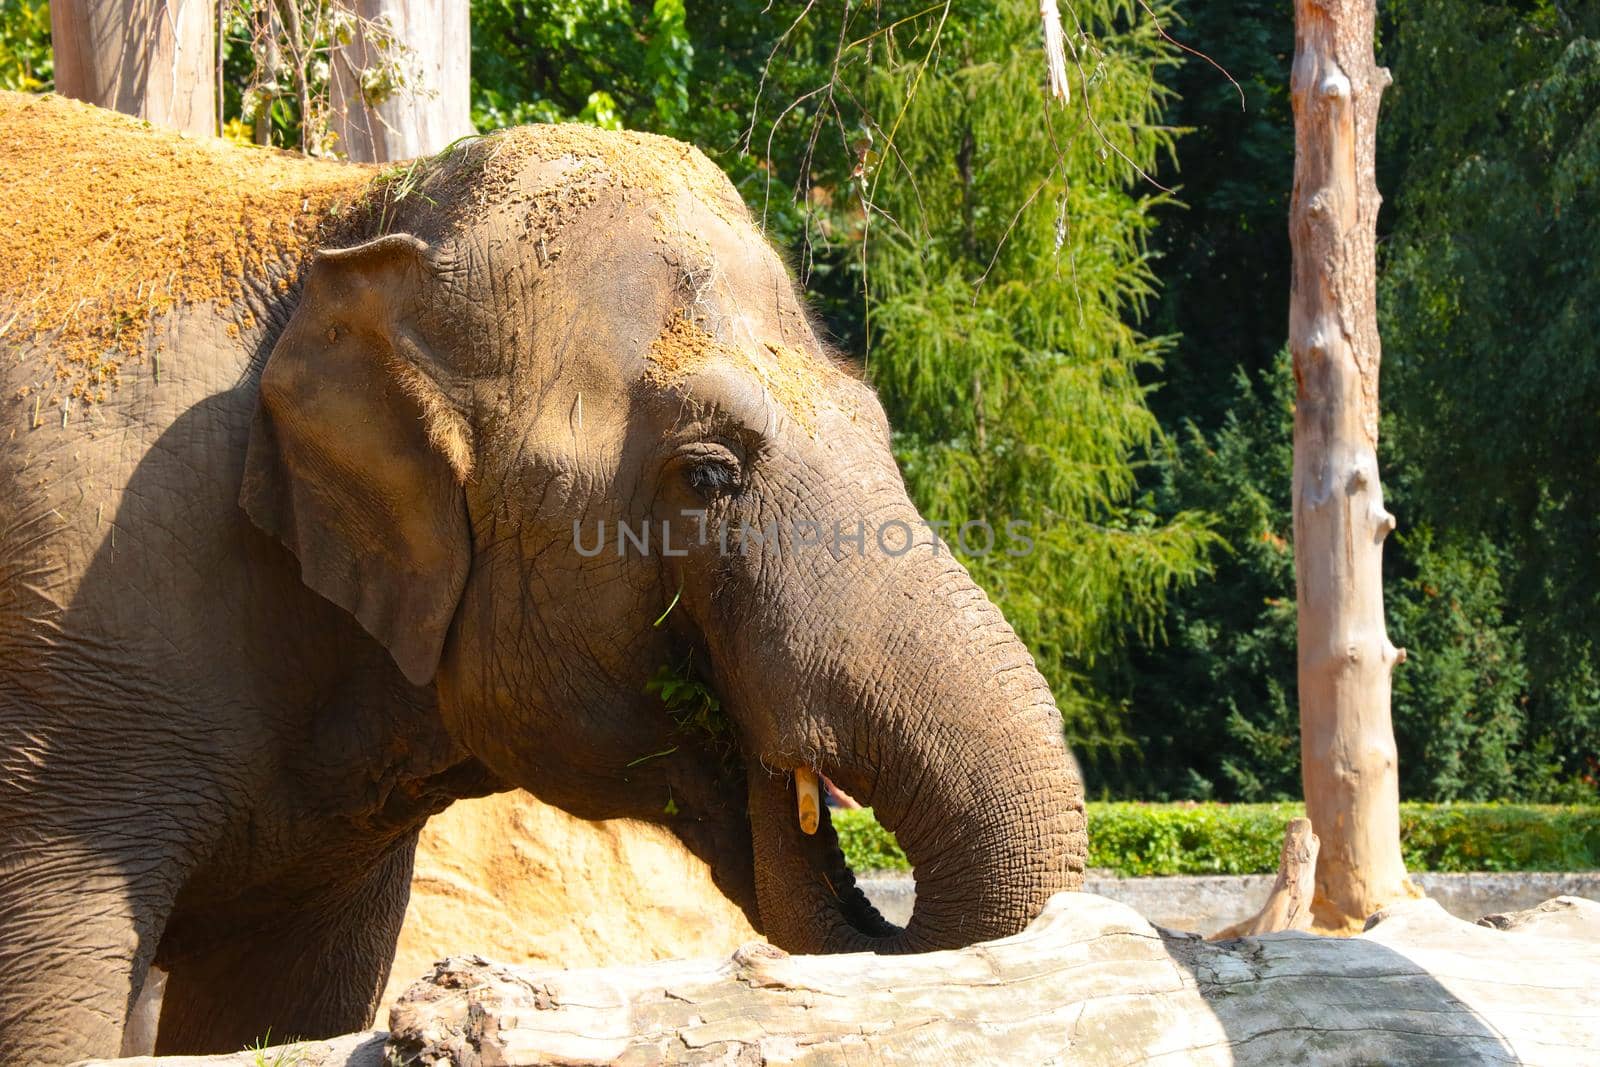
[1110,0,1599,803]
[470,0,692,133]
[1104,353,1299,800]
[1386,529,1527,801]
[1115,347,1570,803]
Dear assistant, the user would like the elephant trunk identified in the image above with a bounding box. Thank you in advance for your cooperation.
[738,548,1087,954]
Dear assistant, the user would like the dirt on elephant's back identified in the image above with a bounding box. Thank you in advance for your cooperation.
[0,91,376,404]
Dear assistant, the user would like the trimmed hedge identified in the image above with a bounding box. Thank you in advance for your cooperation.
[832,803,1600,877]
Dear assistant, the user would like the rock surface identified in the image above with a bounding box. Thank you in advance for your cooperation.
[380,790,759,1012]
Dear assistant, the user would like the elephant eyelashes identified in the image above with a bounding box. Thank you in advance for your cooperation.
[687,461,742,496]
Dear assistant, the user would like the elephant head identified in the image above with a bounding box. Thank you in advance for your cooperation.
[240,126,1086,953]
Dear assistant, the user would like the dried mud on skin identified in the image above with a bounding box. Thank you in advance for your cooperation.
[447,121,748,234]
[0,91,375,403]
[646,311,837,432]
[353,120,747,267]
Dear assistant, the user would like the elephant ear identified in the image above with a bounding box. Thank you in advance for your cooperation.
[241,233,474,686]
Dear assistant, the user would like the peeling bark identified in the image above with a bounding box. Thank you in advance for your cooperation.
[1289,0,1418,932]
[374,893,1598,1066]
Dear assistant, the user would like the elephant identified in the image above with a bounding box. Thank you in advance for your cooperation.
[0,92,1086,1062]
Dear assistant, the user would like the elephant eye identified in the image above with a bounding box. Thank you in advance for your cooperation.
[687,460,742,496]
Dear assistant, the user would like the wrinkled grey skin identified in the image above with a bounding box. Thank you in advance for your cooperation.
[0,129,1086,1062]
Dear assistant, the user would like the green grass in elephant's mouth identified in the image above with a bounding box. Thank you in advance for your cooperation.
[646,656,738,768]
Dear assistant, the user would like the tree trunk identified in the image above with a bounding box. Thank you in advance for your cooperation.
[51,0,216,136]
[329,0,472,163]
[1289,0,1417,933]
[85,895,1600,1065]
[1212,817,1319,938]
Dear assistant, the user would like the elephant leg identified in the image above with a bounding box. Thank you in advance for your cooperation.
[0,838,178,1064]
[154,837,416,1055]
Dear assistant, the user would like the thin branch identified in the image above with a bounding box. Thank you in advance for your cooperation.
[1058,0,1173,193]
[742,0,822,158]
[1133,0,1243,110]
[971,173,1051,300]
[860,0,953,361]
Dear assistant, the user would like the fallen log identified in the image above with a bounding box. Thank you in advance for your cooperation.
[387,893,1599,1066]
[89,893,1600,1066]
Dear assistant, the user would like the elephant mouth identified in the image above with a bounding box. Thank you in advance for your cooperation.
[745,756,932,954]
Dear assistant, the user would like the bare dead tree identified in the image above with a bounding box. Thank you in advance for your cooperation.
[228,0,462,159]
[1288,0,1418,932]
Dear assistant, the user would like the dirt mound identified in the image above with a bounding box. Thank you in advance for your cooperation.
[381,790,758,1013]
[0,92,374,402]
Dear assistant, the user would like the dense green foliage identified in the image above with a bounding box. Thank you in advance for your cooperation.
[835,803,1600,875]
[1104,346,1580,803]
[470,0,693,132]
[1143,0,1293,433]
[1094,803,1600,875]
[6,0,1597,804]
[1100,353,1300,800]
[1380,1,1600,797]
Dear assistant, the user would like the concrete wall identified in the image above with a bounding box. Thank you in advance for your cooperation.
[857,872,1600,934]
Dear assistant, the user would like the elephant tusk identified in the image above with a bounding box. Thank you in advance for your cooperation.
[795,767,820,835]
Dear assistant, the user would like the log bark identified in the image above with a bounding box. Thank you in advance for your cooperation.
[51,0,216,136]
[1288,0,1417,932]
[371,893,1599,1066]
[1212,816,1319,938]
[329,0,472,162]
[82,894,1600,1066]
